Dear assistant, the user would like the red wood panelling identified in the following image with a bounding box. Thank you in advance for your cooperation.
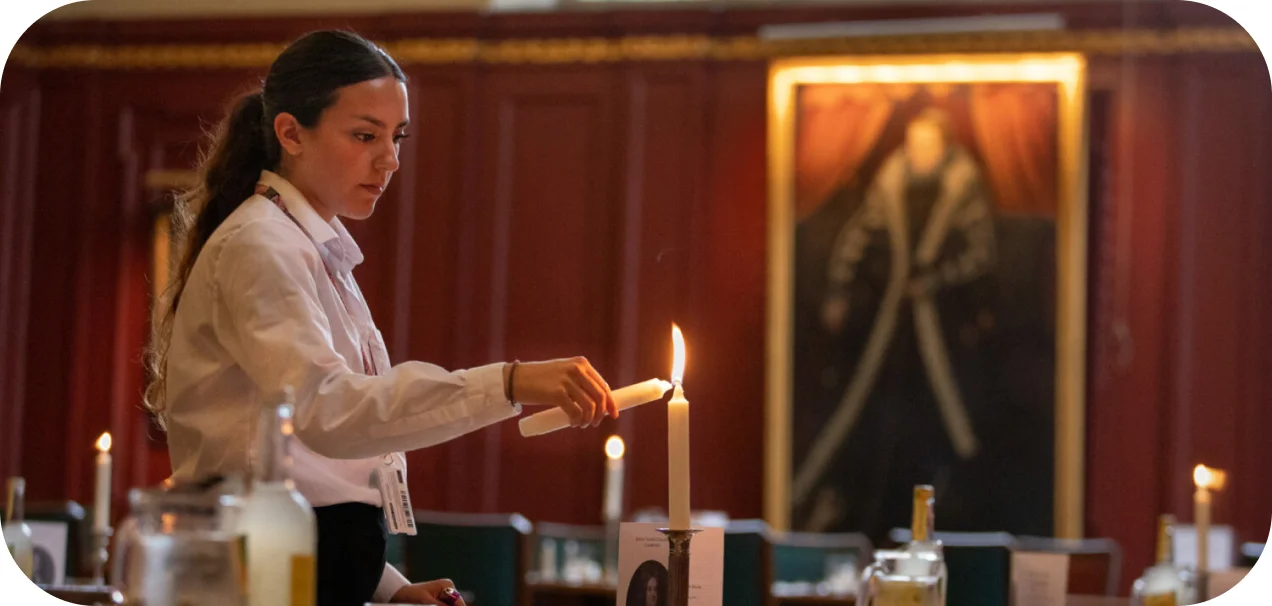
[475,67,624,522]
[1,5,1268,595]
[0,66,39,481]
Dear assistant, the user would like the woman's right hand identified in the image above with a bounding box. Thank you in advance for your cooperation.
[506,357,617,427]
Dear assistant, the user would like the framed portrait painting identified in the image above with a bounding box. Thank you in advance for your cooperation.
[765,54,1087,540]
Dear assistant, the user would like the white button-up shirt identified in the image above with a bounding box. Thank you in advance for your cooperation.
[165,169,519,599]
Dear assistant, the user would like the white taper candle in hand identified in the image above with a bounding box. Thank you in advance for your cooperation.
[519,379,672,437]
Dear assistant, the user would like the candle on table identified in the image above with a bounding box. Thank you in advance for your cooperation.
[94,432,112,532]
[668,324,690,530]
[1192,464,1227,575]
[519,379,672,437]
[603,436,626,522]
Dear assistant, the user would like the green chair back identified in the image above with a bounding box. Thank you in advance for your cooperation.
[723,519,770,606]
[406,511,531,606]
[530,521,607,582]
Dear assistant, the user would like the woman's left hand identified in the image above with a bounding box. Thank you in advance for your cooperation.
[389,579,467,605]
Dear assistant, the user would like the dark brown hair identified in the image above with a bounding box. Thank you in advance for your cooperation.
[143,30,406,425]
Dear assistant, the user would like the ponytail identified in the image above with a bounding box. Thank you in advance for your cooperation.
[143,91,273,425]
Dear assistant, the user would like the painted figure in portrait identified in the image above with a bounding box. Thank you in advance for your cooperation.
[787,80,1067,543]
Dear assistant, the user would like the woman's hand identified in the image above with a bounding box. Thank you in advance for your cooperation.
[388,579,467,605]
[507,357,617,427]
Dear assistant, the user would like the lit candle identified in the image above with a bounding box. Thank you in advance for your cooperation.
[603,436,626,522]
[668,324,690,530]
[519,379,672,437]
[1192,464,1226,575]
[94,432,112,532]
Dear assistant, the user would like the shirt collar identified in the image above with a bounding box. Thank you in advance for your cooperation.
[259,170,338,244]
[259,169,365,272]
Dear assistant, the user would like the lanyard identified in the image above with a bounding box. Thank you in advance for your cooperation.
[256,183,381,376]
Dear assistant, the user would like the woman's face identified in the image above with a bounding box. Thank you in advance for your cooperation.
[904,119,947,178]
[645,577,658,606]
[276,75,409,221]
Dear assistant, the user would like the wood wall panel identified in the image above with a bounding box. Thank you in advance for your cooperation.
[618,63,707,520]
[475,68,624,522]
[679,62,768,518]
[396,69,479,513]
[1169,54,1271,537]
[23,70,90,504]
[0,66,39,481]
[1084,52,1272,591]
[1084,57,1181,589]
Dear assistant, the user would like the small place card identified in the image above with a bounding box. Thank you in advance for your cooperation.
[1009,552,1068,606]
[616,523,723,606]
[25,520,68,585]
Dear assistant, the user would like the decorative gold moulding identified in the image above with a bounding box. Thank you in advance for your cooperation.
[9,27,1257,70]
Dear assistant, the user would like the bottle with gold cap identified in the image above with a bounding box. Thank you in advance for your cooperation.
[859,484,947,606]
[238,389,317,606]
[3,477,35,579]
[1131,514,1197,605]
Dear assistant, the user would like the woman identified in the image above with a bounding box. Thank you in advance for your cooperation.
[144,30,618,606]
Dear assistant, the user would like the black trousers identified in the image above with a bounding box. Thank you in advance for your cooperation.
[315,503,388,606]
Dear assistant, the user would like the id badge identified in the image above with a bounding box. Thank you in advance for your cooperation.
[369,329,392,376]
[375,452,417,535]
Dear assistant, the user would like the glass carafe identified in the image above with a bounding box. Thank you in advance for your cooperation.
[112,476,247,606]
[859,549,947,606]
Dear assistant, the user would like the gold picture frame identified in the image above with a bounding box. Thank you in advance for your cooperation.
[765,53,1087,538]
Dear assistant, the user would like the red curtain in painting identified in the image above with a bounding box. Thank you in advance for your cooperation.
[968,83,1059,217]
[795,84,896,220]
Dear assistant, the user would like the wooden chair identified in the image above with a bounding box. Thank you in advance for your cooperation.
[889,529,1015,606]
[525,522,610,606]
[385,532,408,576]
[1014,536,1122,596]
[771,529,872,602]
[723,519,773,606]
[406,511,532,606]
[1240,542,1264,568]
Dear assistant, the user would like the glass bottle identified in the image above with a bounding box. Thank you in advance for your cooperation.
[1131,514,1198,605]
[3,477,34,579]
[859,484,947,606]
[238,390,317,606]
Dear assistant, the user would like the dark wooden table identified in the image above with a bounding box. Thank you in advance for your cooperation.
[772,594,857,605]
[526,580,616,606]
[526,581,1125,606]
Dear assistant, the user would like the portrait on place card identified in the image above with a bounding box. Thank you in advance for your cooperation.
[26,520,69,585]
[625,560,668,606]
[767,54,1088,541]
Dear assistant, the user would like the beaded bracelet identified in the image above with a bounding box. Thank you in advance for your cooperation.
[505,360,520,406]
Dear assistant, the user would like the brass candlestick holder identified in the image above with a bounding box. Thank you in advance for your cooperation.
[657,528,701,606]
[91,526,113,586]
[604,518,620,586]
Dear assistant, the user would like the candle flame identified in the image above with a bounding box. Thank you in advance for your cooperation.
[1193,464,1227,491]
[671,324,686,384]
[605,435,625,459]
[96,432,112,453]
